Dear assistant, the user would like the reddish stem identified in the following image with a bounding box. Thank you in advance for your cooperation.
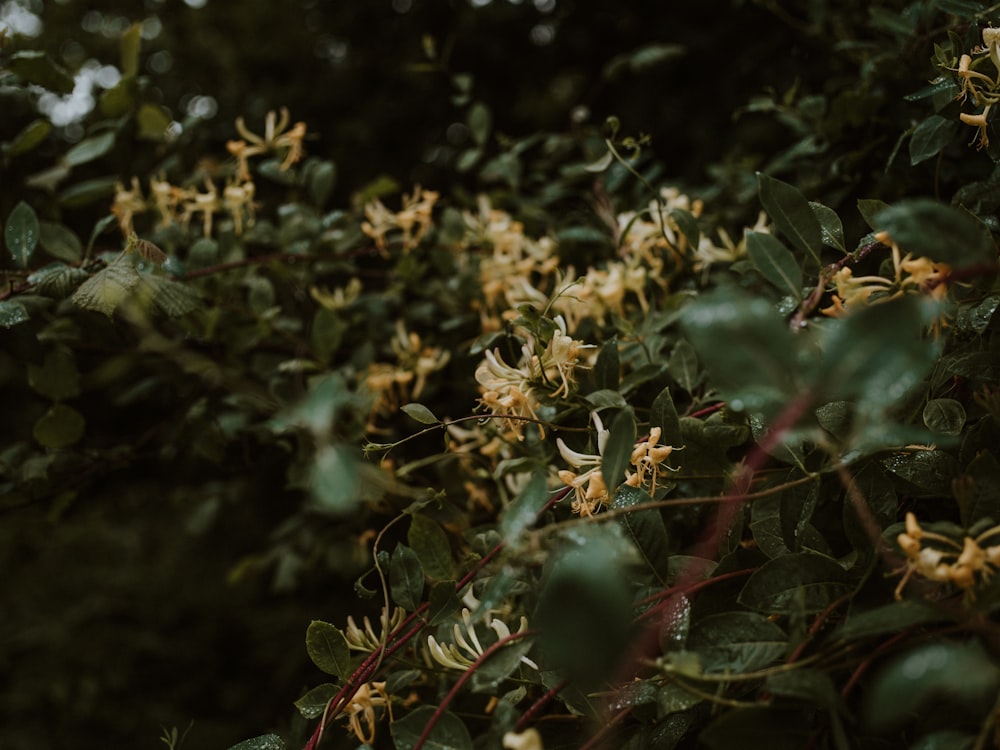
[513,679,570,733]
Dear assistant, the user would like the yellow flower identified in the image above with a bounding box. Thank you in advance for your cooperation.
[503,728,544,750]
[341,681,392,745]
[228,107,308,180]
[111,177,147,235]
[960,109,991,149]
[426,607,537,671]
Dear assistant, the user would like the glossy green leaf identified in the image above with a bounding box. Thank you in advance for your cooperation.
[746,231,803,300]
[391,705,473,750]
[0,300,29,328]
[71,260,141,316]
[865,640,1000,733]
[33,404,86,448]
[389,543,424,611]
[881,450,960,497]
[601,407,636,498]
[834,600,946,642]
[686,611,787,673]
[6,201,40,269]
[909,114,959,165]
[809,201,845,252]
[27,348,81,401]
[225,734,285,750]
[680,288,798,415]
[7,119,52,157]
[922,398,965,436]
[408,513,454,580]
[610,485,671,580]
[469,636,535,693]
[593,337,620,390]
[857,198,890,230]
[305,620,351,680]
[738,552,852,614]
[400,402,440,424]
[8,50,74,94]
[667,338,699,393]
[63,132,116,168]
[500,469,548,545]
[293,683,337,719]
[874,200,994,266]
[38,221,83,263]
[757,173,823,267]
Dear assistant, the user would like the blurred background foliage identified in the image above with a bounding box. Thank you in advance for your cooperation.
[0,0,979,748]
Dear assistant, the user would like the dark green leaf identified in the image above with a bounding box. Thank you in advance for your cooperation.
[680,288,798,416]
[7,119,51,157]
[881,450,961,497]
[225,734,285,750]
[834,600,947,642]
[593,337,620,391]
[9,51,74,94]
[33,404,86,448]
[611,485,671,581]
[307,160,337,208]
[667,339,699,393]
[6,201,40,268]
[27,348,80,401]
[875,200,994,266]
[909,115,959,165]
[401,402,440,424]
[650,387,682,446]
[469,636,535,693]
[59,176,119,207]
[757,173,823,267]
[391,705,473,750]
[38,221,82,263]
[669,207,700,250]
[923,398,966,436]
[738,552,852,614]
[63,132,116,168]
[467,101,492,147]
[136,103,172,140]
[809,201,845,252]
[294,683,337,719]
[602,407,636,498]
[427,581,461,626]
[962,450,1000,526]
[389,543,424,612]
[0,300,29,328]
[766,668,843,713]
[408,513,454,580]
[746,231,803,300]
[305,620,351,680]
[686,611,787,673]
[780,477,819,553]
[857,198,891,230]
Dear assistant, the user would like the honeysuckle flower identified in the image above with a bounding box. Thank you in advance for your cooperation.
[228,107,308,180]
[310,277,362,310]
[111,177,146,235]
[960,109,992,149]
[556,412,611,516]
[955,53,995,105]
[222,178,256,235]
[503,728,544,750]
[149,175,189,228]
[361,186,439,254]
[426,607,537,671]
[628,426,682,494]
[179,178,220,237]
[344,606,406,651]
[692,210,771,274]
[340,681,392,745]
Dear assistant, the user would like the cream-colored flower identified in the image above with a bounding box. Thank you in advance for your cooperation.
[503,728,544,750]
[362,186,439,254]
[628,426,682,494]
[229,107,308,180]
[111,177,147,235]
[341,681,392,745]
[344,606,406,651]
[426,607,537,671]
[556,412,611,516]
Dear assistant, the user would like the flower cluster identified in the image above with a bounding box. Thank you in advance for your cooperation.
[364,322,450,429]
[952,28,1000,149]
[343,606,406,652]
[426,606,537,671]
[361,185,439,254]
[340,680,392,744]
[821,231,950,318]
[895,512,1000,600]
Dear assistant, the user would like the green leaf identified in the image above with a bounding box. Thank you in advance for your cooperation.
[757,173,823,268]
[400,402,440,424]
[738,552,852,614]
[650,387,682,446]
[71,260,141,316]
[602,407,636,498]
[500,469,548,545]
[391,705,473,750]
[881,450,961,497]
[686,612,787,673]
[5,201,40,268]
[469,636,535,694]
[667,338,699,393]
[225,734,285,750]
[120,22,142,78]
[467,101,492,147]
[766,668,844,714]
[746,232,803,300]
[857,198,890,230]
[680,288,798,416]
[408,513,454,580]
[809,201,845,252]
[427,581,461,626]
[307,159,337,208]
[310,444,361,514]
[7,119,52,157]
[294,683,337,719]
[0,300,30,328]
[305,620,351,680]
[593,337,620,391]
[909,115,959,165]
[33,404,86,448]
[865,640,1000,733]
[59,176,119,207]
[669,207,701,250]
[874,200,994,266]
[922,398,966,436]
[834,600,947,642]
[610,485,671,580]
[136,103,172,140]
[38,221,83,263]
[63,132,116,168]
[962,450,1000,527]
[8,51,74,94]
[27,348,81,401]
[389,543,424,611]
[816,295,937,413]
